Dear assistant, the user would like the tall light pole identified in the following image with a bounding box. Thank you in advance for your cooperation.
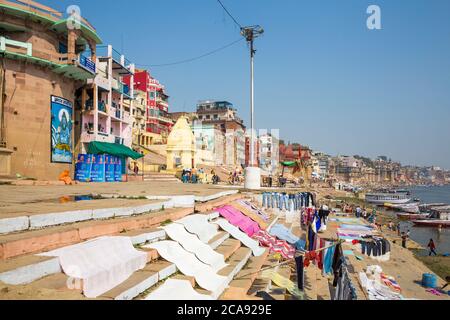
[241,26,264,190]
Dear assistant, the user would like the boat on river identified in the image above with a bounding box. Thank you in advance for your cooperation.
[365,190,411,205]
[385,203,420,214]
[413,220,450,228]
[397,213,430,221]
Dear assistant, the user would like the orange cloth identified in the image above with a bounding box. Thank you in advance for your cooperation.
[59,170,73,185]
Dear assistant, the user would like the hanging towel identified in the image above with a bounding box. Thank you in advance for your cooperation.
[253,230,295,260]
[40,236,147,298]
[269,224,300,245]
[262,270,305,300]
[230,201,269,229]
[213,218,266,257]
[145,241,228,297]
[216,206,260,237]
[162,223,227,272]
[176,214,220,243]
[295,256,304,291]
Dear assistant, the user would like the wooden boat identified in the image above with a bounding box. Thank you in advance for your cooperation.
[385,203,420,214]
[413,220,450,228]
[397,213,430,221]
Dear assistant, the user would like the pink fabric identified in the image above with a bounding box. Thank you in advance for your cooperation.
[216,206,260,237]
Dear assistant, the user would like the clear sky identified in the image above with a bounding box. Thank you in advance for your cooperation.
[43,0,450,169]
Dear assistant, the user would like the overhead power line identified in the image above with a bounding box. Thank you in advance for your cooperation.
[216,0,242,29]
[135,38,244,68]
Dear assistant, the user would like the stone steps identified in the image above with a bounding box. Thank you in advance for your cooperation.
[0,231,250,300]
[0,215,228,286]
[220,249,270,300]
[0,207,194,260]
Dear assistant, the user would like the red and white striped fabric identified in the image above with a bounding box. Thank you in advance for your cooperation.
[253,230,295,260]
[380,273,402,292]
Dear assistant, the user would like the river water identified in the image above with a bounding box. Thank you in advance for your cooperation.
[398,185,450,254]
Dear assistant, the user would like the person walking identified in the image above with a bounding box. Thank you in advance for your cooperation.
[428,239,438,256]
[133,162,139,176]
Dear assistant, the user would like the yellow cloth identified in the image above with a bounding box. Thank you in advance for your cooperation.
[262,270,304,299]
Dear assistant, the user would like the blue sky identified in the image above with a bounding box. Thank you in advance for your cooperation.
[44,0,450,169]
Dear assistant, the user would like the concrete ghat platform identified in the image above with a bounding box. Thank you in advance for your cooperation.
[0,213,229,287]
[0,191,239,235]
[0,207,194,260]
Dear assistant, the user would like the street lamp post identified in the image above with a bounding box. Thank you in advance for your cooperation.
[241,26,264,190]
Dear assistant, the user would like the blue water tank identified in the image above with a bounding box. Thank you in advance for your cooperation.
[422,273,438,288]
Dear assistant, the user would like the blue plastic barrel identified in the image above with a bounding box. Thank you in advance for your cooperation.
[422,274,437,288]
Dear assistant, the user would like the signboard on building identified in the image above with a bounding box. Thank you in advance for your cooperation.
[50,96,73,163]
[114,157,123,182]
[75,154,93,182]
[105,155,115,182]
[91,155,106,182]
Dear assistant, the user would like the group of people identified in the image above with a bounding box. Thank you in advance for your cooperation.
[181,168,220,185]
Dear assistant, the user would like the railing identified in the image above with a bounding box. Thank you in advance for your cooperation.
[0,37,32,56]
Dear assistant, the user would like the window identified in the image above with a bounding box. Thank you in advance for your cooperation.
[214,114,218,120]
[206,115,211,120]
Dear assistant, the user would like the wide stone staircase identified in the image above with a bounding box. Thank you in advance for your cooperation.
[0,192,285,300]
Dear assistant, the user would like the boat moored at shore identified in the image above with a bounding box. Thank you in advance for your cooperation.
[366,190,412,205]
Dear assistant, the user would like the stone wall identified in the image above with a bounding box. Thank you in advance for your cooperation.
[3,59,78,180]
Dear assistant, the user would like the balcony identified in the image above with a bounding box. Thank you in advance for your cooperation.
[0,36,97,80]
[97,46,133,76]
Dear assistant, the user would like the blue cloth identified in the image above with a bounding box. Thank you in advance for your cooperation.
[269,224,300,245]
[323,243,335,275]
[340,224,373,231]
[295,239,306,251]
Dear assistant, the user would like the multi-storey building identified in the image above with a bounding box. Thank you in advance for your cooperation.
[258,133,280,174]
[126,89,146,147]
[124,69,173,145]
[0,0,101,179]
[79,45,134,153]
[196,100,246,167]
[191,121,225,166]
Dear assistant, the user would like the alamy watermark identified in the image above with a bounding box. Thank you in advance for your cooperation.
[367,5,382,30]
[66,5,81,30]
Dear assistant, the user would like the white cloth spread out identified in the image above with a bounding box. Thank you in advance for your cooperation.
[176,215,219,243]
[145,241,228,296]
[40,236,147,298]
[213,218,266,257]
[145,279,214,300]
[162,223,227,272]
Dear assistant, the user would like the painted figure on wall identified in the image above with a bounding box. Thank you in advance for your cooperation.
[51,96,73,163]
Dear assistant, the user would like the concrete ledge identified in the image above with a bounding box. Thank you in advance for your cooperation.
[209,232,231,250]
[129,230,167,246]
[195,190,239,203]
[29,210,93,230]
[0,256,61,285]
[146,195,195,208]
[0,216,30,234]
[0,207,194,260]
[195,193,245,213]
[114,272,159,300]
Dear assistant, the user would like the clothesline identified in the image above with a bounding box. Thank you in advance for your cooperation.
[234,240,344,280]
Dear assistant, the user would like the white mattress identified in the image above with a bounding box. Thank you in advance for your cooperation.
[145,279,214,300]
[145,241,228,297]
[162,223,227,272]
[40,236,147,298]
[176,214,219,243]
[213,218,266,257]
